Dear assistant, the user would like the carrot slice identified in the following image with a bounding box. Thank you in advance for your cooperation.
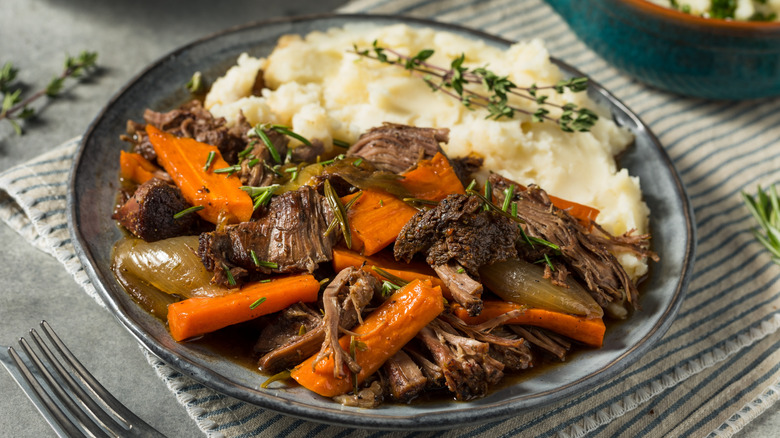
[452,300,606,347]
[332,247,452,300]
[167,274,320,341]
[146,125,253,224]
[291,279,444,397]
[400,152,465,202]
[341,189,418,256]
[119,151,161,185]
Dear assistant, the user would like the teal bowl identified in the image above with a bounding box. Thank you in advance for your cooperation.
[545,0,780,99]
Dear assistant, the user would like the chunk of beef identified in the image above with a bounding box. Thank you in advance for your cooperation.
[440,313,531,373]
[348,123,449,173]
[383,350,427,403]
[489,174,657,309]
[416,319,504,401]
[120,100,251,165]
[449,155,484,187]
[290,139,324,163]
[312,267,378,378]
[198,186,336,286]
[237,128,288,187]
[112,178,200,242]
[253,303,322,355]
[395,193,519,314]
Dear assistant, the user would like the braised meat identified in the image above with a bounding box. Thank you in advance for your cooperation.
[257,267,377,374]
[489,174,656,308]
[112,178,200,242]
[348,123,449,173]
[198,186,336,286]
[121,100,251,164]
[237,128,288,187]
[449,155,484,187]
[395,194,520,315]
[312,267,378,378]
[383,350,427,403]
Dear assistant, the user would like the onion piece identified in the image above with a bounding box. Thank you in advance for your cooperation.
[479,258,603,319]
[112,236,230,298]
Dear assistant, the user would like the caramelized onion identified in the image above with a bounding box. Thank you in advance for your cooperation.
[112,235,229,299]
[479,258,603,319]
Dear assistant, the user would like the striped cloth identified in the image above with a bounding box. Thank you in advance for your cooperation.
[1,0,779,436]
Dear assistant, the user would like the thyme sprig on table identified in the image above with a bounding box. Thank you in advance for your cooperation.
[352,42,597,132]
[0,51,98,135]
[742,184,780,265]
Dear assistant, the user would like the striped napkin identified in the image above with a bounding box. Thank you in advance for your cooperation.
[2,0,779,436]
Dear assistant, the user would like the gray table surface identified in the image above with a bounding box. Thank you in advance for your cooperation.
[0,1,777,437]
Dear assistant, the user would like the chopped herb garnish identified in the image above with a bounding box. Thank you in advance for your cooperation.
[371,266,409,287]
[333,138,350,148]
[456,267,465,274]
[251,125,282,163]
[402,197,439,208]
[511,202,518,218]
[173,205,204,219]
[222,263,236,286]
[241,184,279,198]
[502,185,515,211]
[379,199,384,207]
[260,370,291,389]
[466,179,477,191]
[253,190,274,210]
[298,324,307,336]
[268,124,312,146]
[483,180,492,211]
[214,164,241,175]
[250,296,266,309]
[543,254,555,270]
[186,71,203,94]
[319,278,330,286]
[353,158,364,167]
[325,191,362,237]
[381,280,401,297]
[319,154,346,166]
[238,144,254,159]
[529,236,561,251]
[247,158,260,167]
[203,151,216,171]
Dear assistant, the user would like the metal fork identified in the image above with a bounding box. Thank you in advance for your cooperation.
[0,321,165,437]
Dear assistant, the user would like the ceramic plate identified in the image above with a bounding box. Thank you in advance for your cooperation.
[68,14,695,430]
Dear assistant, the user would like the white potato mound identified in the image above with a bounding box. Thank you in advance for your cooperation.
[205,24,650,279]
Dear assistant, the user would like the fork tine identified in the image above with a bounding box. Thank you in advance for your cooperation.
[29,328,127,437]
[7,345,85,438]
[40,321,165,437]
[19,335,111,438]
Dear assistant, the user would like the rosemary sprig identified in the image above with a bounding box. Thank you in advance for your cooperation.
[250,296,267,310]
[173,205,204,219]
[1,51,98,135]
[352,42,597,132]
[742,184,780,264]
[371,266,409,288]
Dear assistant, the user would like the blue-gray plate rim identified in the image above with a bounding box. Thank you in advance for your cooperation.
[68,13,696,430]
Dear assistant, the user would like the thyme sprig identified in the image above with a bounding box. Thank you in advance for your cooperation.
[352,42,597,132]
[742,184,780,265]
[1,51,98,135]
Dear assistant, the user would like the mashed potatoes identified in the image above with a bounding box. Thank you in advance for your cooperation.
[205,24,650,279]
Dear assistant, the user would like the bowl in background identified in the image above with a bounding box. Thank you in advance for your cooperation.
[545,0,780,99]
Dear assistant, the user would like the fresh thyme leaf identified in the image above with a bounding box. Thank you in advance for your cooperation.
[173,205,204,219]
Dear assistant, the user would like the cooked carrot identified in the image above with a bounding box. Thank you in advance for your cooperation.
[167,274,319,341]
[119,150,161,185]
[545,194,600,227]
[400,152,465,202]
[332,247,452,300]
[341,189,418,256]
[452,300,606,347]
[291,279,444,397]
[146,125,253,224]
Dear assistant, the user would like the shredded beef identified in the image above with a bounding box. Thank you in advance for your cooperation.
[237,128,288,187]
[120,100,251,165]
[348,123,449,173]
[489,174,656,309]
[198,186,336,286]
[449,155,484,187]
[112,178,200,242]
[383,350,427,403]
